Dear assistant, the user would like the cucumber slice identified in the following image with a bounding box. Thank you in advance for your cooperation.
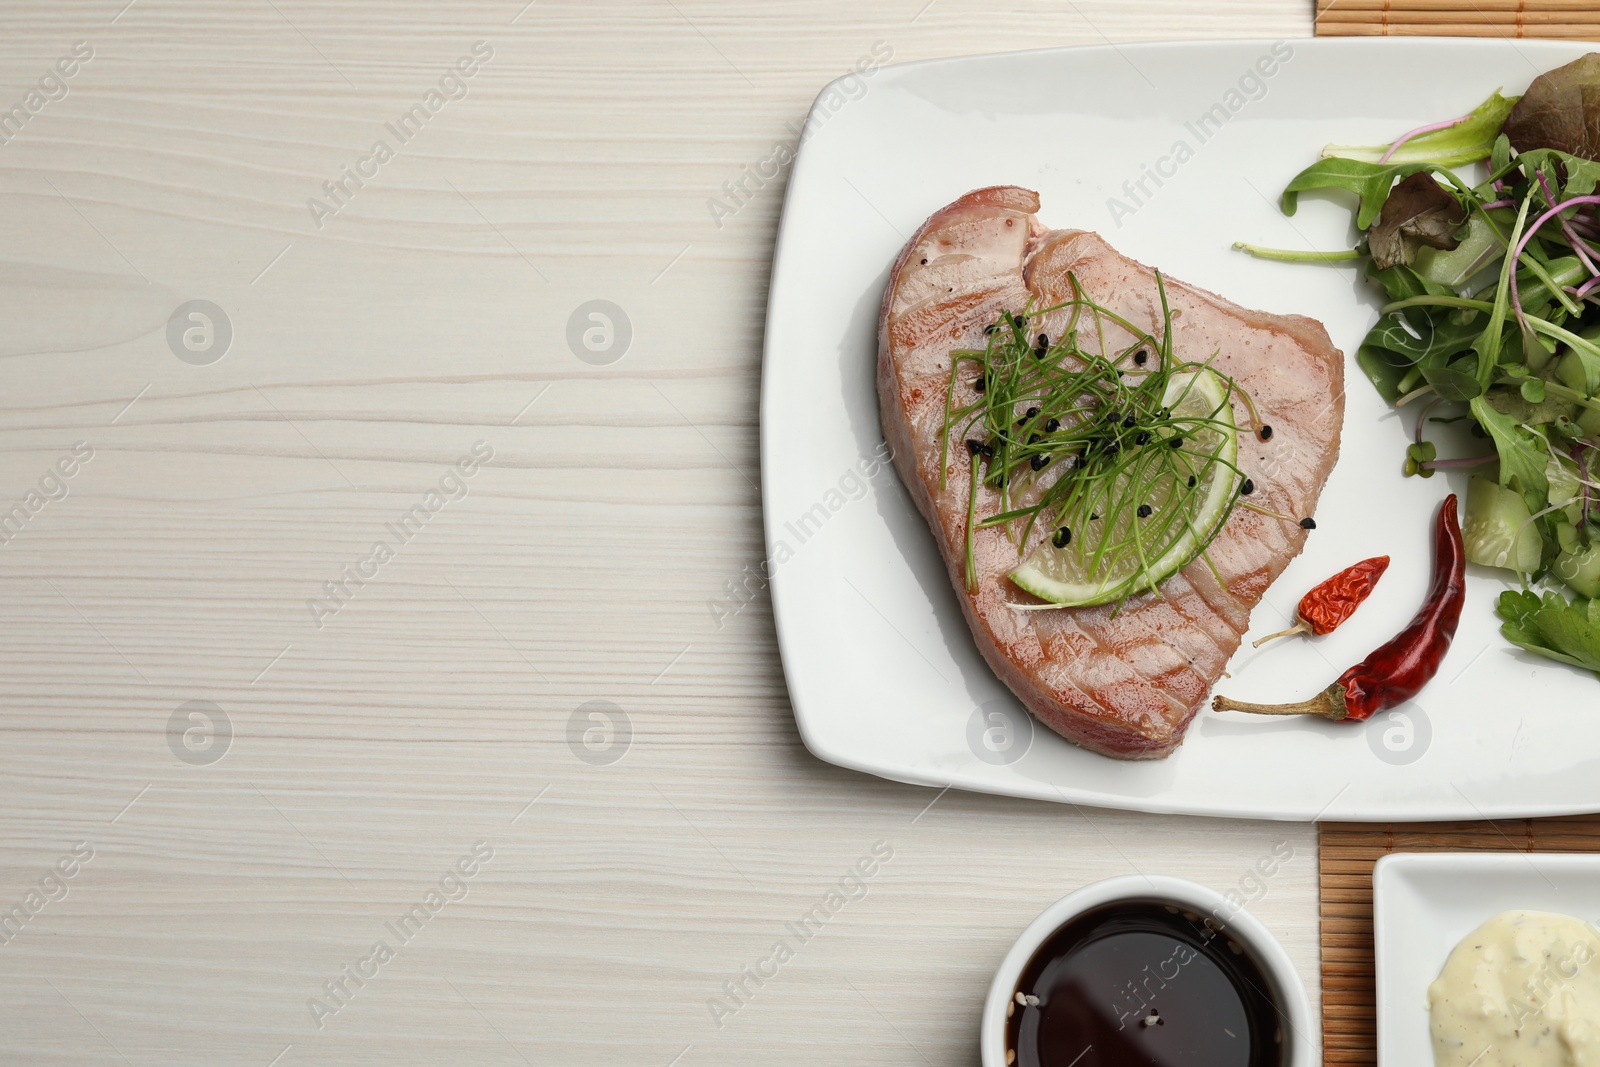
[1463,476,1542,573]
[1008,369,1239,606]
[1555,544,1600,599]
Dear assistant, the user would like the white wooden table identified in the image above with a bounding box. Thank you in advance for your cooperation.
[0,2,1322,1063]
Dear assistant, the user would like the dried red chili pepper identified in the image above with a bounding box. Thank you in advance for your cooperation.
[1253,555,1391,647]
[1213,495,1465,722]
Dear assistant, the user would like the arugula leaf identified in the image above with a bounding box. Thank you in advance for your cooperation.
[1355,338,1411,403]
[1497,589,1600,677]
[1516,147,1600,197]
[1472,194,1531,385]
[1367,260,1457,303]
[1280,159,1439,230]
[1323,91,1519,167]
[1355,261,1485,401]
[1422,362,1484,401]
[1471,395,1550,516]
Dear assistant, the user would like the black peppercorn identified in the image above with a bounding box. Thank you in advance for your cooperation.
[1137,504,1153,518]
[1052,527,1072,548]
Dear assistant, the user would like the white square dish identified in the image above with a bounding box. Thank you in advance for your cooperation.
[1373,852,1600,1066]
[761,37,1600,820]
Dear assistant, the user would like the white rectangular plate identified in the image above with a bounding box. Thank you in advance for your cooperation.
[761,37,1600,821]
[1374,852,1600,1065]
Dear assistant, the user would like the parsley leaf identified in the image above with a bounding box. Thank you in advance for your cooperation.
[1497,590,1600,677]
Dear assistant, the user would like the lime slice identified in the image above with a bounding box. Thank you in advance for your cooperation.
[1008,368,1239,606]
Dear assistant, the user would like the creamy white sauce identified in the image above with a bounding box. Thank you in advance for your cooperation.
[1429,910,1600,1067]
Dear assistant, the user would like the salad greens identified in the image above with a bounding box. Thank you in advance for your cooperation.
[1503,53,1600,160]
[1240,53,1600,679]
[1497,589,1600,677]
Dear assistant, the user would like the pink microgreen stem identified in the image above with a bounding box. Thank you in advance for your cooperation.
[1509,187,1600,330]
[1537,171,1600,279]
[1378,114,1472,164]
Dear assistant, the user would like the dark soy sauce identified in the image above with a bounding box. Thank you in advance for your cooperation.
[1005,900,1283,1067]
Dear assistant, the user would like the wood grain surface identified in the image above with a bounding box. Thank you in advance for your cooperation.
[1319,817,1600,1066]
[1316,0,1600,37]
[0,3,1327,1064]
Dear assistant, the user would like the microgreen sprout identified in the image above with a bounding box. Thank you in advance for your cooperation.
[940,274,1249,606]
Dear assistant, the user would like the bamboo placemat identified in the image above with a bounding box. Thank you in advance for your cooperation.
[1315,0,1600,39]
[1318,816,1600,1065]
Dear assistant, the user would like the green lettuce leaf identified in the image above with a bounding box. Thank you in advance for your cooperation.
[1324,91,1519,167]
[1514,147,1600,197]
